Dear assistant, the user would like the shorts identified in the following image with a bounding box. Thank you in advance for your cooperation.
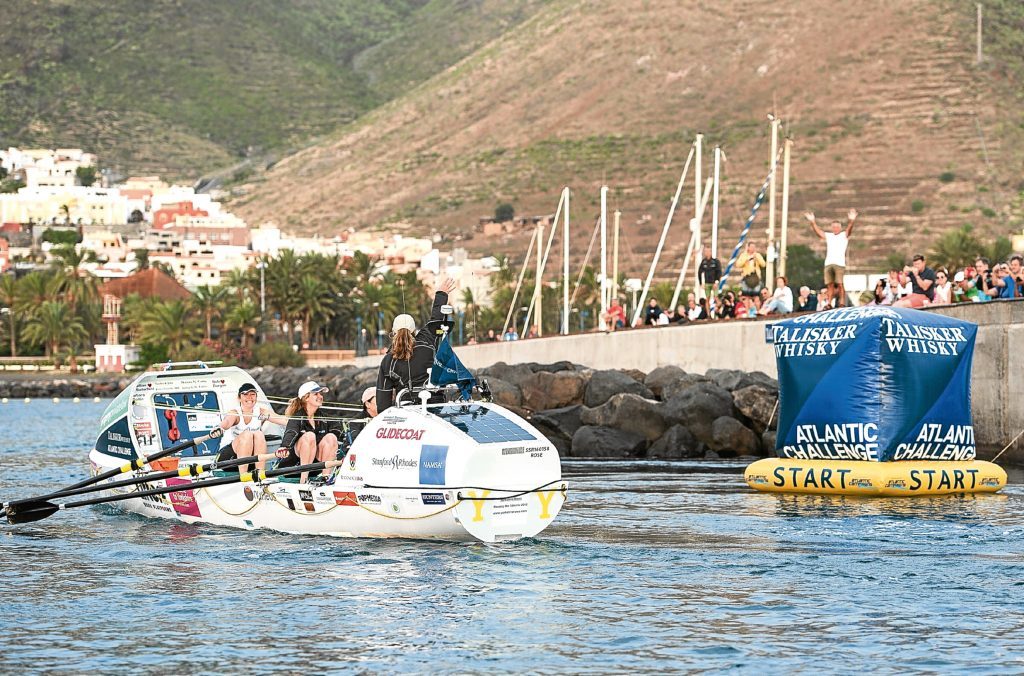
[740,280,762,297]
[824,264,845,285]
[904,293,932,308]
[217,442,241,472]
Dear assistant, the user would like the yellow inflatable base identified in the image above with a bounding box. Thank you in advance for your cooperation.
[745,458,1007,497]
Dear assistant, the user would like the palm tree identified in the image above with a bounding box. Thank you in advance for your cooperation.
[0,274,18,356]
[223,267,255,302]
[191,285,229,341]
[50,244,98,313]
[21,301,87,358]
[139,300,201,357]
[347,251,384,284]
[226,300,260,349]
[929,224,984,272]
[295,276,332,347]
[15,271,62,319]
[265,249,301,343]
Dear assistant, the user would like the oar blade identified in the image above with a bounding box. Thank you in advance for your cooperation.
[5,500,61,524]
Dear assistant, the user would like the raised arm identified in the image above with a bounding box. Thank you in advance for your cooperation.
[845,208,858,236]
[220,410,239,430]
[805,212,824,239]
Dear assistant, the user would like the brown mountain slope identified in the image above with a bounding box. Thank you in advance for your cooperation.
[234,0,1021,275]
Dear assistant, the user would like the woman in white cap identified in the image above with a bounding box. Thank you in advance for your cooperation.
[277,380,344,483]
[217,382,288,474]
[375,278,457,412]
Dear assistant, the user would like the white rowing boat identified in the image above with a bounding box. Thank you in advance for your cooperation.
[89,364,567,542]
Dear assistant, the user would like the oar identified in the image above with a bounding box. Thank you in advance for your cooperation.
[6,460,344,524]
[4,452,278,510]
[2,429,226,514]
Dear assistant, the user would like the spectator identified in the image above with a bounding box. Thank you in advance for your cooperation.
[484,329,498,342]
[795,286,816,312]
[816,287,831,311]
[717,292,736,319]
[894,254,937,308]
[607,298,627,330]
[952,270,986,303]
[697,245,722,301]
[644,298,663,326]
[806,208,858,309]
[737,242,765,300]
[933,269,952,305]
[503,327,519,341]
[698,297,710,320]
[686,293,707,321]
[974,257,995,299]
[670,304,688,324]
[759,275,793,315]
[1010,255,1024,297]
[733,298,748,318]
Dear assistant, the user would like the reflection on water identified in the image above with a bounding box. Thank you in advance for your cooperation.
[2,402,1024,671]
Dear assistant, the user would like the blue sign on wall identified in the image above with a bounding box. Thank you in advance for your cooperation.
[771,307,976,462]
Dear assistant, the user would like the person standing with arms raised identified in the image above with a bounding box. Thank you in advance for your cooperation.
[376,278,457,413]
[805,208,858,308]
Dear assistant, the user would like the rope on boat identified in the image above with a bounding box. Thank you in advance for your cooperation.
[150,402,362,423]
[364,478,567,502]
[990,428,1024,463]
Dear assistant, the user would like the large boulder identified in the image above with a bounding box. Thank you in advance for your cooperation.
[732,385,779,434]
[519,370,587,411]
[648,424,701,458]
[761,430,777,457]
[662,382,736,445]
[584,369,653,407]
[480,362,534,389]
[644,365,686,400]
[580,393,667,442]
[485,377,522,408]
[706,368,780,393]
[524,361,576,374]
[570,425,647,458]
[661,372,710,401]
[709,416,760,457]
[530,405,584,454]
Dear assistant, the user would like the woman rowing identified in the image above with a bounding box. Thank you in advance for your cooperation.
[277,381,344,484]
[217,383,288,474]
[375,278,457,413]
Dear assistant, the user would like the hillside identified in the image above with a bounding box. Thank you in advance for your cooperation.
[234,0,1024,274]
[0,0,547,180]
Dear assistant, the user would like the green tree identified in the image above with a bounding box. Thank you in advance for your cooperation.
[133,248,150,270]
[0,274,18,356]
[191,285,230,341]
[75,166,97,187]
[140,300,201,356]
[782,244,826,293]
[929,224,984,272]
[50,244,98,313]
[295,276,332,346]
[226,299,260,349]
[265,249,301,343]
[21,301,87,358]
[41,228,78,245]
[495,203,515,222]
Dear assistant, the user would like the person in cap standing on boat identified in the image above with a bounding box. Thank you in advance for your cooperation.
[278,381,344,483]
[347,386,379,440]
[217,383,289,475]
[375,278,457,413]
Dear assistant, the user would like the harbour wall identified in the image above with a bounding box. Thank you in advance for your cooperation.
[355,299,1024,462]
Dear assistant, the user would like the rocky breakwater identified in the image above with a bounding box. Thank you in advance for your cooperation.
[477,362,780,459]
[0,374,134,399]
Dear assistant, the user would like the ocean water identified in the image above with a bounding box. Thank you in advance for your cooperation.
[1,400,1023,673]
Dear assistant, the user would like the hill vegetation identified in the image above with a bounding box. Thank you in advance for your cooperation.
[0,0,547,179]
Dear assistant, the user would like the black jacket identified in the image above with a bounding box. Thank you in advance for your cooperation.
[375,291,449,412]
[698,257,722,285]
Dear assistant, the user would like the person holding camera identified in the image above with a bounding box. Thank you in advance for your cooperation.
[375,277,457,413]
[894,254,937,308]
[805,208,857,309]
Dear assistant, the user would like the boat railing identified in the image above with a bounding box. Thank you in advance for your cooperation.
[153,360,225,371]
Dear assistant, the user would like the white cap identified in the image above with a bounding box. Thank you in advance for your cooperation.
[392,314,416,332]
[298,381,328,399]
[361,387,376,404]
[954,271,965,283]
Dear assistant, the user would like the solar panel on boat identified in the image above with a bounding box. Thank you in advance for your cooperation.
[434,405,536,443]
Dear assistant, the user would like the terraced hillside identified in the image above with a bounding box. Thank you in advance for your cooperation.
[0,0,548,180]
[235,0,1024,274]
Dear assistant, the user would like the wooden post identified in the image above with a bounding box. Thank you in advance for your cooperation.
[977,3,983,65]
[695,133,703,228]
[779,138,792,279]
[612,209,621,304]
[766,116,780,291]
[562,187,570,335]
[712,146,721,259]
[535,223,543,337]
[600,185,608,327]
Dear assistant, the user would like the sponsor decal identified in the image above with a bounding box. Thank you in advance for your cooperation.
[421,492,446,505]
[848,478,873,489]
[380,415,404,425]
[313,491,335,506]
[390,502,401,514]
[96,417,136,459]
[333,491,358,507]
[502,447,526,455]
[981,477,1001,487]
[349,454,357,471]
[299,489,313,501]
[419,445,448,485]
[748,474,769,485]
[357,493,382,505]
[302,502,315,513]
[886,479,908,490]
[243,485,256,502]
[371,455,419,471]
[165,478,202,517]
[375,427,426,441]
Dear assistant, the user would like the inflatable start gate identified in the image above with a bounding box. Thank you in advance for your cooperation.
[745,306,1006,496]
